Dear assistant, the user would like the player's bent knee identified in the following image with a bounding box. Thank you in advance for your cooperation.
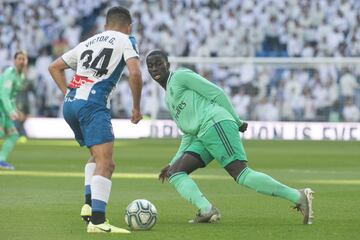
[168,152,204,177]
[8,131,20,141]
[6,128,19,138]
[94,158,115,176]
[167,165,184,177]
[224,160,248,181]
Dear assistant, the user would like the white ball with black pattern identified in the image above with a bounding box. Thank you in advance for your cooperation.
[125,199,157,230]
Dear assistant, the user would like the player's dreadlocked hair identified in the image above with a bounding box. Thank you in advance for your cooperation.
[106,6,132,26]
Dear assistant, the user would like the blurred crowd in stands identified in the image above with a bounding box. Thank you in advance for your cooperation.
[0,0,359,122]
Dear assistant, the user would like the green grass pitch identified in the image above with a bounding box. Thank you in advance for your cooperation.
[0,139,359,240]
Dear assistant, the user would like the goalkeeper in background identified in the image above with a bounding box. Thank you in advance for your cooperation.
[0,50,28,170]
[146,50,314,225]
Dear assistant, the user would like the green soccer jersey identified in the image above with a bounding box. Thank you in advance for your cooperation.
[0,67,25,117]
[165,68,242,137]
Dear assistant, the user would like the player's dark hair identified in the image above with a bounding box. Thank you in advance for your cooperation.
[14,50,26,59]
[106,6,132,26]
[146,50,169,62]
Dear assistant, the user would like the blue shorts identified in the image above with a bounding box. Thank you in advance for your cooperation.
[63,98,114,147]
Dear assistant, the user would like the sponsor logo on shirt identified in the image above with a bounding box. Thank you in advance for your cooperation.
[174,101,186,120]
[68,74,94,88]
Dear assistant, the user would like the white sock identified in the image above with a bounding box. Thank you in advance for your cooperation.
[84,163,96,186]
[91,175,112,204]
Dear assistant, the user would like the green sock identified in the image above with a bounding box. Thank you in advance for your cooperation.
[237,167,300,204]
[169,172,212,214]
[0,133,19,161]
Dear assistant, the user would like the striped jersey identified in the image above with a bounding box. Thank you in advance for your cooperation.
[61,30,138,108]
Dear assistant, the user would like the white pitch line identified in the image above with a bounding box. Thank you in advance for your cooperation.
[0,170,229,180]
[0,170,359,184]
[13,140,129,147]
[299,180,360,185]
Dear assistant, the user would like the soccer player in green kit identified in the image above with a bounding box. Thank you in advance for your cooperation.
[0,50,27,170]
[146,50,314,225]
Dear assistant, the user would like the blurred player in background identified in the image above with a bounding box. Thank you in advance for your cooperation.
[49,6,142,233]
[14,94,30,144]
[0,50,28,170]
[146,50,314,225]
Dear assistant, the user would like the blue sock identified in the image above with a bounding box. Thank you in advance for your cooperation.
[91,199,106,224]
[90,175,111,224]
[85,185,91,206]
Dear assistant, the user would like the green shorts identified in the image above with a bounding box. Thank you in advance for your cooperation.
[171,120,247,168]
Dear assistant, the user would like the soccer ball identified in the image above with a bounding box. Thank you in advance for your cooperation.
[125,199,157,230]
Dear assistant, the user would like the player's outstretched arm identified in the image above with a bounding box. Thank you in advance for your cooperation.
[48,58,69,95]
[126,57,143,124]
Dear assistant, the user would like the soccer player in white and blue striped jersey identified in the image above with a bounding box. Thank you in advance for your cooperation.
[49,6,142,233]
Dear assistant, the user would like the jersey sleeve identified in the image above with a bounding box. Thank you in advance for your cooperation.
[0,69,16,116]
[169,134,194,165]
[175,69,223,99]
[124,36,139,61]
[61,47,78,70]
[176,69,243,126]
